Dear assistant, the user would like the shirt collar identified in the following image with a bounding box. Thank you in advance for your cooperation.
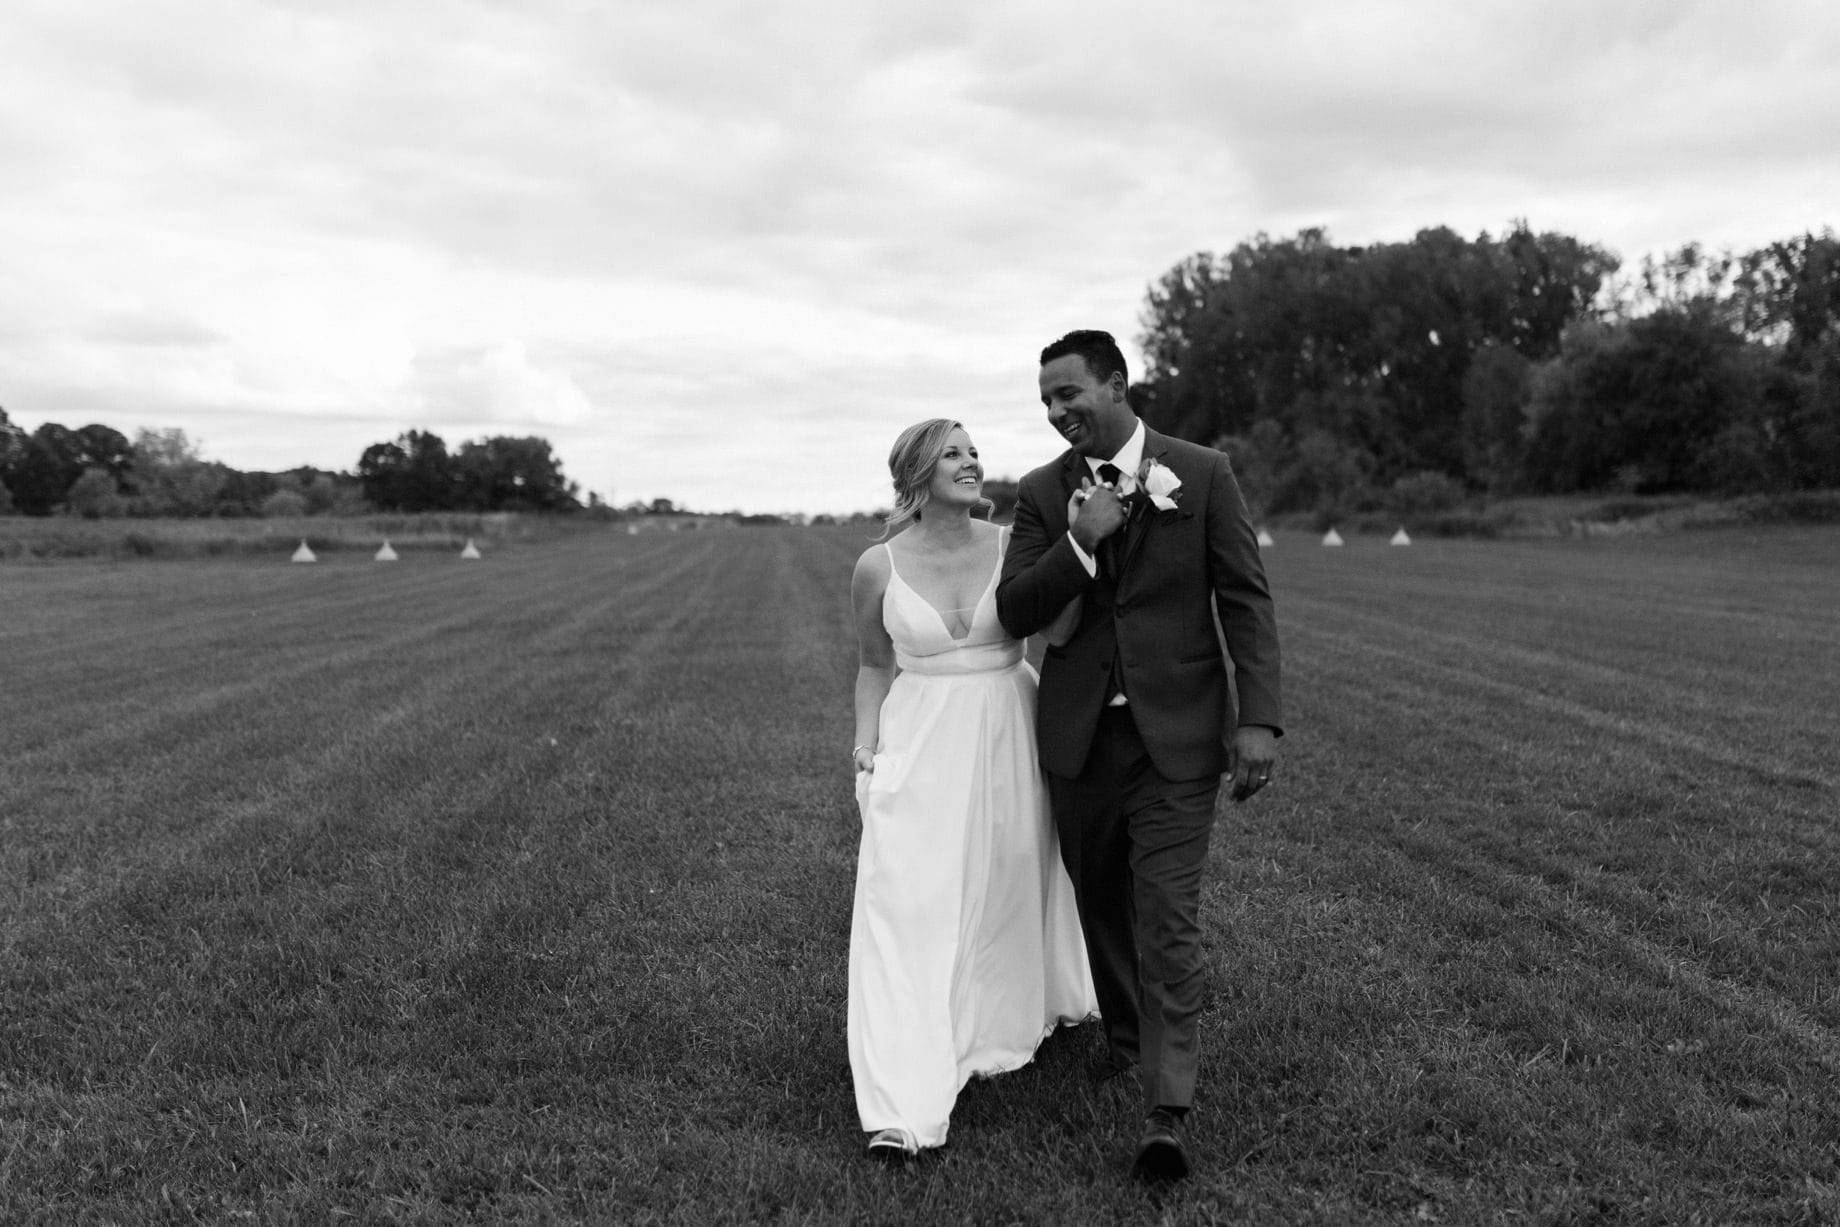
[1085,419,1147,485]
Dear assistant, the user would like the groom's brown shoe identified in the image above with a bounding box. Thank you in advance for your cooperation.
[1132,1108,1190,1183]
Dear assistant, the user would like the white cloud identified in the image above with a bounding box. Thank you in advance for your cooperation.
[2,0,1837,512]
[411,341,592,429]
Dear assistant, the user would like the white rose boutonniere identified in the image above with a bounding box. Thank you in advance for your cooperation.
[1138,458,1183,511]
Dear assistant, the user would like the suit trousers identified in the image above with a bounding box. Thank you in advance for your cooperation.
[1049,704,1219,1114]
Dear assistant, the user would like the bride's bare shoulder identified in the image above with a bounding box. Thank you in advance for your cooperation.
[852,540,892,588]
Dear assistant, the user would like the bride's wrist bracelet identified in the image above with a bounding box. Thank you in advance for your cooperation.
[852,744,871,759]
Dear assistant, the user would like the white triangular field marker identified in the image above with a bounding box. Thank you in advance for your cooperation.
[374,540,399,561]
[291,540,317,563]
[1391,527,1412,546]
[460,538,482,559]
[1256,528,1274,548]
[1321,528,1344,547]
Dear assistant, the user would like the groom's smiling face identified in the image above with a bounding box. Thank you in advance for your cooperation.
[1039,354,1136,459]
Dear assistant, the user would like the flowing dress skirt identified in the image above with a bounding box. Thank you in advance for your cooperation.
[848,659,1096,1148]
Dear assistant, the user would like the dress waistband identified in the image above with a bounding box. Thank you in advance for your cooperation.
[894,641,1025,675]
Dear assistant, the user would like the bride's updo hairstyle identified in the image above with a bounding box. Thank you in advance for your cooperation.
[880,418,992,538]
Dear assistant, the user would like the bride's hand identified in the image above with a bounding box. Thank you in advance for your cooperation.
[853,745,875,774]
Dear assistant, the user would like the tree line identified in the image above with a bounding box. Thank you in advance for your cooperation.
[10,223,1836,524]
[354,431,579,513]
[1134,223,1840,520]
[0,416,583,518]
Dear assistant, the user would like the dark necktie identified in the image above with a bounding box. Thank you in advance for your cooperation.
[1095,462,1124,578]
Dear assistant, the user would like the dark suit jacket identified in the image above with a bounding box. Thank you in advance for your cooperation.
[997,427,1282,781]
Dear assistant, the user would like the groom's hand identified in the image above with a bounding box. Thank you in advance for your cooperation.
[1069,477,1127,552]
[1228,725,1278,803]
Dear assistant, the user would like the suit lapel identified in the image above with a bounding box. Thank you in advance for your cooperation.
[1116,431,1168,579]
[1058,449,1083,498]
[1054,450,1084,533]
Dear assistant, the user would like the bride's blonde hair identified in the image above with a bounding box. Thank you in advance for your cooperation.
[880,418,992,538]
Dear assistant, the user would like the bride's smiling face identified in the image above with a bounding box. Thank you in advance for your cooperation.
[926,428,983,509]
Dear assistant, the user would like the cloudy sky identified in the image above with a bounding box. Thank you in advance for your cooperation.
[3,1,1836,514]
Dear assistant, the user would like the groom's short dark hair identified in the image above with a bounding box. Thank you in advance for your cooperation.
[1040,329,1128,386]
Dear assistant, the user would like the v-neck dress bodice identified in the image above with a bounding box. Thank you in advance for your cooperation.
[848,525,1096,1150]
[881,539,1021,675]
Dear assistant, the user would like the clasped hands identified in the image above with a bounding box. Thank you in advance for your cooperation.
[1067,476,1128,552]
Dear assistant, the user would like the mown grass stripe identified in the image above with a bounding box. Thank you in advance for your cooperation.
[3,524,1839,1222]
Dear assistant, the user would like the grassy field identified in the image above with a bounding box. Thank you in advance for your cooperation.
[0,512,586,562]
[3,523,1838,1223]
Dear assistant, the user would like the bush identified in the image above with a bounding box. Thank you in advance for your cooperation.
[262,489,311,518]
[67,468,129,519]
[1388,471,1468,516]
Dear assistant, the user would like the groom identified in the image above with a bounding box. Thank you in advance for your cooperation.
[997,329,1283,1182]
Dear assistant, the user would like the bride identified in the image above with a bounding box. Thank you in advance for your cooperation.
[847,418,1097,1159]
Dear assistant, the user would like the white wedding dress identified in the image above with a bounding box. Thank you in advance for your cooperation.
[849,528,1097,1150]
